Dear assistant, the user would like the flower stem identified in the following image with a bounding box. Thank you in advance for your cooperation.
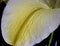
[48,32,54,46]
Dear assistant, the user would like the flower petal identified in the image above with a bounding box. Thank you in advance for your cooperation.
[14,9,60,46]
[1,0,60,46]
[1,0,41,45]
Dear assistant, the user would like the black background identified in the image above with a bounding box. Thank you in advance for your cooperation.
[0,2,60,46]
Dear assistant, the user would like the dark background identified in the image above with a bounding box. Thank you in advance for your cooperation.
[0,2,60,46]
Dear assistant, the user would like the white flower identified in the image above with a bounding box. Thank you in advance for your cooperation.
[1,0,60,46]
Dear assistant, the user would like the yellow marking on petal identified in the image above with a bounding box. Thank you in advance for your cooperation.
[1,0,60,46]
[14,9,48,46]
[13,8,41,45]
[14,9,60,46]
[1,1,41,45]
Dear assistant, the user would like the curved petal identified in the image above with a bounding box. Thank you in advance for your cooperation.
[1,0,60,46]
[14,9,60,46]
[1,0,50,45]
[1,0,40,45]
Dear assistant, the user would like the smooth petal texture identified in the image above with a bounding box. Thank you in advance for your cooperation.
[1,0,50,45]
[1,0,40,45]
[1,0,60,46]
[14,9,60,46]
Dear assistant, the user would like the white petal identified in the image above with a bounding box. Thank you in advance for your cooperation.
[1,0,42,45]
[14,9,60,46]
[1,0,60,46]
